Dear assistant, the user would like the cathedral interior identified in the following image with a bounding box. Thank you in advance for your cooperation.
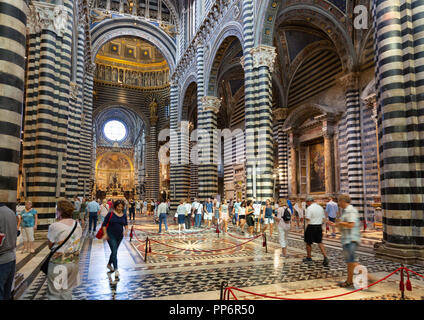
[1,0,424,301]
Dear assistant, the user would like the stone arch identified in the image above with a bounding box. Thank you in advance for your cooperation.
[361,78,376,102]
[258,2,356,72]
[205,22,244,97]
[94,102,150,133]
[178,73,197,123]
[90,17,176,74]
[282,103,340,130]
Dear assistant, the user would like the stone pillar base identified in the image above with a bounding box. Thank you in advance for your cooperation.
[374,241,424,266]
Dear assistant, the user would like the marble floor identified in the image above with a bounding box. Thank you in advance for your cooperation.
[19,216,424,300]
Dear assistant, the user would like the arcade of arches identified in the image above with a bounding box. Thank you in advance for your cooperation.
[1,0,424,301]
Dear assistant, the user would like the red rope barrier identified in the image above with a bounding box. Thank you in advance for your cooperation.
[224,267,404,300]
[148,234,261,253]
[133,225,215,236]
[404,267,424,279]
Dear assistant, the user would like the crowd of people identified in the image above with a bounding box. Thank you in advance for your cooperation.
[0,192,368,300]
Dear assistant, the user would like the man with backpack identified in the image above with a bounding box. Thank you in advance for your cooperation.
[275,199,292,258]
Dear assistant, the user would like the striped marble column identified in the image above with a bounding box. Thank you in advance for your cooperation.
[250,45,277,202]
[273,108,288,199]
[0,0,28,209]
[79,63,95,198]
[198,96,219,201]
[241,0,256,201]
[339,72,365,217]
[145,113,159,201]
[169,81,190,210]
[66,23,85,197]
[373,0,424,263]
[23,1,73,230]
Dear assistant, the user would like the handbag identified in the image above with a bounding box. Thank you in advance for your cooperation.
[40,221,77,274]
[96,211,113,239]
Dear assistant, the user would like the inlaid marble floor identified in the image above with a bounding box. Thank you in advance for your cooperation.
[20,216,424,300]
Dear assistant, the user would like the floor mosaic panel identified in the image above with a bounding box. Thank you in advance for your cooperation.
[19,216,424,300]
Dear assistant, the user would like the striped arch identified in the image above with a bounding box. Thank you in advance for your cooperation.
[90,17,176,74]
[257,1,356,72]
[178,73,197,122]
[94,102,150,133]
[205,22,244,97]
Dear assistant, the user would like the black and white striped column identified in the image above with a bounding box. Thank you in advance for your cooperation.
[23,1,73,230]
[0,0,28,209]
[373,0,424,263]
[241,0,257,201]
[339,73,365,217]
[273,108,288,199]
[145,109,159,200]
[169,81,190,210]
[251,45,277,202]
[198,96,220,201]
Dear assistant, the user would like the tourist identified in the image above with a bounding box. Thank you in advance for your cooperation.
[107,199,113,212]
[157,197,169,233]
[150,199,155,216]
[331,194,371,288]
[261,199,275,238]
[79,198,88,228]
[213,198,220,226]
[101,199,128,281]
[16,200,38,254]
[245,200,255,237]
[275,199,292,257]
[47,199,82,300]
[124,198,129,216]
[325,196,338,237]
[142,199,147,215]
[252,199,262,233]
[303,196,329,266]
[176,200,186,233]
[0,204,18,300]
[228,199,234,225]
[99,199,109,224]
[129,198,136,222]
[192,198,203,228]
[184,198,192,230]
[294,199,304,231]
[219,199,230,233]
[204,197,213,228]
[232,198,241,226]
[135,200,141,216]
[72,196,81,221]
[238,200,247,234]
[87,197,101,236]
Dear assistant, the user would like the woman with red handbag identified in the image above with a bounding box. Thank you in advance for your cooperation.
[99,199,128,280]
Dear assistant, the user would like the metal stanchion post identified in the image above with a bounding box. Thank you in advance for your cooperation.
[220,281,228,300]
[400,264,405,300]
[145,236,149,263]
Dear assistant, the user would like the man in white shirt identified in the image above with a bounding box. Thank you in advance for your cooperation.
[191,198,203,228]
[157,198,169,233]
[303,196,329,266]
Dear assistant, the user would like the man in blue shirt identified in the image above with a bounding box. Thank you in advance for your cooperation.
[204,198,213,228]
[325,196,338,237]
[329,194,372,288]
[87,197,100,236]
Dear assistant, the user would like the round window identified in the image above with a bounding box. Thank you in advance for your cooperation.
[103,120,127,141]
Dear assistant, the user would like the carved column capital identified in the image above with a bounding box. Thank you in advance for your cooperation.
[364,94,378,124]
[201,96,221,113]
[27,1,69,36]
[250,45,277,72]
[87,63,96,76]
[273,108,287,121]
[286,128,299,149]
[338,72,360,91]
